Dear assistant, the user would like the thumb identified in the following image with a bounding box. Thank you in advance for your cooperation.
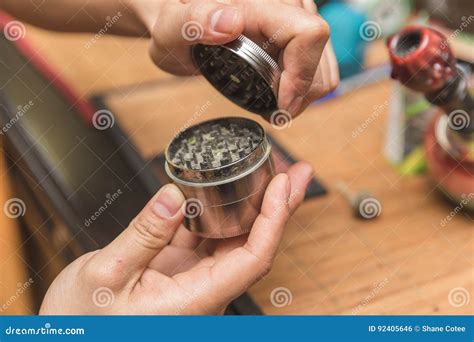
[156,2,244,46]
[148,2,244,74]
[90,184,185,285]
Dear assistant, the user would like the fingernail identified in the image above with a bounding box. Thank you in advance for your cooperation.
[210,7,239,34]
[288,96,303,115]
[302,163,314,180]
[153,184,184,218]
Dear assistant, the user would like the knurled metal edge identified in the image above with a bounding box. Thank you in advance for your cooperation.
[165,138,272,187]
[191,35,281,115]
[165,117,269,183]
[236,35,281,76]
[221,35,280,100]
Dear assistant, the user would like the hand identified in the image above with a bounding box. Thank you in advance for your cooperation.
[1,0,338,115]
[130,0,339,117]
[39,162,313,315]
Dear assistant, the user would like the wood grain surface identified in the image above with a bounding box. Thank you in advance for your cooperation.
[0,140,34,314]
[1,25,472,315]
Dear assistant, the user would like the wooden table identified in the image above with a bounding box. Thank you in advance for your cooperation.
[1,25,472,315]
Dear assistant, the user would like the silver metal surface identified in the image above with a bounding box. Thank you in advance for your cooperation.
[191,34,281,118]
[436,115,474,163]
[427,65,474,134]
[165,117,275,238]
[166,117,267,182]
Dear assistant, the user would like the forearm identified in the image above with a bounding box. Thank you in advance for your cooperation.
[0,0,158,36]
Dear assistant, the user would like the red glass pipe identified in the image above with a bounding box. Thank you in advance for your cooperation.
[387,25,457,93]
[387,25,474,210]
[424,112,474,209]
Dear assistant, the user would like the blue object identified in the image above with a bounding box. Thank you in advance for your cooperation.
[0,315,472,341]
[320,2,367,78]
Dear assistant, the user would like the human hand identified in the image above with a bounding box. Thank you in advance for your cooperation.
[130,0,339,117]
[39,162,313,314]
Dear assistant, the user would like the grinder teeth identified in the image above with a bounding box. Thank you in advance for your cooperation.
[191,34,280,117]
[171,121,262,171]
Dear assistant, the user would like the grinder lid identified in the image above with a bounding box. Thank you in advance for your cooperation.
[191,35,281,119]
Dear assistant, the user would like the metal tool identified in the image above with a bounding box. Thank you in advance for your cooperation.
[192,34,281,119]
[165,117,275,238]
[335,181,382,219]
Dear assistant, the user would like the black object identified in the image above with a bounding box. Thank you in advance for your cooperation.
[0,33,155,252]
[267,134,327,199]
[225,293,263,315]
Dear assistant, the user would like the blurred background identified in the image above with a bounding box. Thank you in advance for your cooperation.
[0,0,472,315]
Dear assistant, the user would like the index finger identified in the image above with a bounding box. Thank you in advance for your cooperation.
[240,2,329,115]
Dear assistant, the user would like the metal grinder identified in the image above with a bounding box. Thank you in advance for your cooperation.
[165,117,274,238]
[164,35,283,237]
[191,34,281,119]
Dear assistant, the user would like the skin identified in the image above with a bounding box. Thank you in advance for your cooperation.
[0,0,336,314]
[40,163,313,314]
[1,0,339,116]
